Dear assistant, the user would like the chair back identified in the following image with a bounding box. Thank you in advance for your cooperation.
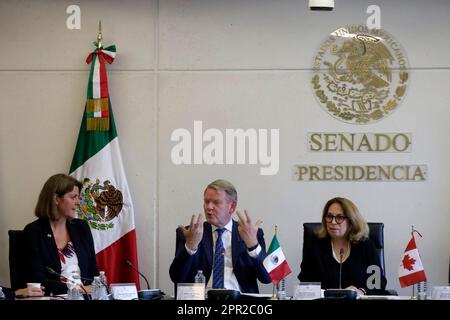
[302,222,386,276]
[8,230,27,290]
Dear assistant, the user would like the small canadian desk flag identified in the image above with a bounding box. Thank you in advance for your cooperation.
[398,230,427,288]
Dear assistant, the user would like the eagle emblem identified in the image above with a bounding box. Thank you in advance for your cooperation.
[270,255,279,265]
[78,178,123,230]
[312,25,409,124]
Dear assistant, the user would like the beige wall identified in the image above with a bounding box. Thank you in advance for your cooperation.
[1,0,449,296]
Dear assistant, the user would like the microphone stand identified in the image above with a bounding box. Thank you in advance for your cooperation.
[125,259,163,300]
[126,259,151,290]
[323,247,357,300]
[339,248,344,289]
[45,267,91,300]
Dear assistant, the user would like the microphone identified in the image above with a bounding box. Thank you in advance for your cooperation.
[125,259,163,300]
[323,247,357,300]
[45,267,91,299]
[46,267,94,285]
[339,248,344,289]
[45,266,59,276]
[126,259,151,290]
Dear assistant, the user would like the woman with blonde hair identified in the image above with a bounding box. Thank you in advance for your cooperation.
[298,197,386,295]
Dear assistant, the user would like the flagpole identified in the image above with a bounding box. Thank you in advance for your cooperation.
[271,225,278,300]
[96,20,103,49]
[411,224,416,300]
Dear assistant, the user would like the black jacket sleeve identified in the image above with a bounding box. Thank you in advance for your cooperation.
[23,220,67,295]
[253,228,272,284]
[168,227,200,284]
[1,287,16,300]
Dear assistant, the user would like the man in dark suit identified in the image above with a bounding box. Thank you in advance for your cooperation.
[169,179,271,293]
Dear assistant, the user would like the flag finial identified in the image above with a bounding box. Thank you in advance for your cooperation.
[96,20,103,49]
[412,225,423,238]
[274,225,278,236]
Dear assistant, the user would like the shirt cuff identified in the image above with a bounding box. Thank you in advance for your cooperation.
[247,244,262,258]
[185,244,198,255]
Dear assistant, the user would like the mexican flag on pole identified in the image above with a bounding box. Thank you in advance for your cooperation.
[69,44,140,288]
[263,234,292,285]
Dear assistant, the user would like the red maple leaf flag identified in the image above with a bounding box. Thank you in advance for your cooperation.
[398,232,426,288]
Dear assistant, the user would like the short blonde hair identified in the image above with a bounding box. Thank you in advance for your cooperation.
[317,197,369,242]
[204,179,237,202]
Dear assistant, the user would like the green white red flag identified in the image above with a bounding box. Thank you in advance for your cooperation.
[263,234,292,285]
[70,44,140,288]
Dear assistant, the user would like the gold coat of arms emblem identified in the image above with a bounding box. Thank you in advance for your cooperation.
[312,25,409,124]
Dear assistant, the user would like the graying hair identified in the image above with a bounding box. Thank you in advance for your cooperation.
[205,179,237,202]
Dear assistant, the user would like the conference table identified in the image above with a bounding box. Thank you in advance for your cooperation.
[2,293,448,319]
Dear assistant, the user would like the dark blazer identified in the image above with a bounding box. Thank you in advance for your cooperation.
[298,235,387,294]
[169,220,271,293]
[23,218,99,295]
[1,286,15,300]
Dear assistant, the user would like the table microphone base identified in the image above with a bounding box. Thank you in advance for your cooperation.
[324,289,357,300]
[138,289,163,300]
[207,289,240,301]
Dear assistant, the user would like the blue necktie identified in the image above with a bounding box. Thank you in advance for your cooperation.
[212,228,225,289]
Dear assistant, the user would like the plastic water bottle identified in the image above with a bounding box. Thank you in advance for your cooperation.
[99,271,108,288]
[67,286,84,300]
[194,270,206,284]
[277,278,287,300]
[0,287,6,300]
[416,281,427,300]
[194,270,206,300]
[91,276,101,300]
[99,271,109,298]
[92,275,109,300]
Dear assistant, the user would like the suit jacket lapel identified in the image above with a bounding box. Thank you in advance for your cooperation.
[41,219,60,273]
[231,220,244,270]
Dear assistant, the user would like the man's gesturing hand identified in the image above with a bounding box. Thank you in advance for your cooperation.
[179,214,204,251]
[237,210,262,249]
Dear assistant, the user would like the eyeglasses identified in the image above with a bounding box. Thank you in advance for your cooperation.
[325,214,347,224]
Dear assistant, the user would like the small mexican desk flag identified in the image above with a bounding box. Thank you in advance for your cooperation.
[263,234,292,285]
[69,44,140,288]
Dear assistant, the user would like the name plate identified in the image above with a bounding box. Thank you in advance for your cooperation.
[176,283,205,300]
[293,282,322,300]
[430,286,450,300]
[110,283,138,300]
